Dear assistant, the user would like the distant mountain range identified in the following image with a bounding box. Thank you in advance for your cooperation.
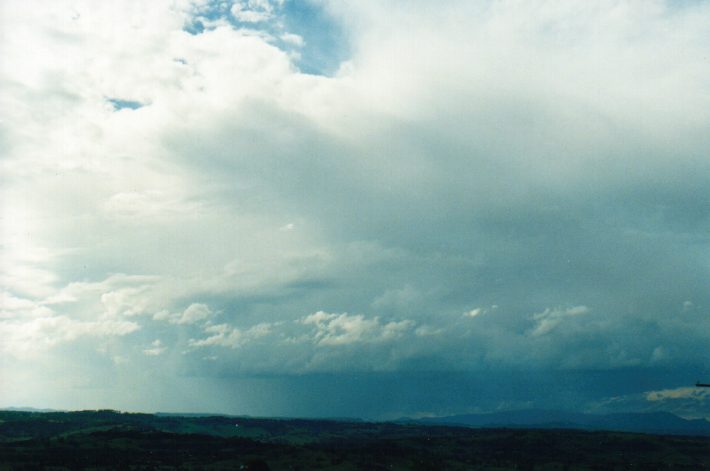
[3,407,708,436]
[1,406,64,413]
[405,409,710,436]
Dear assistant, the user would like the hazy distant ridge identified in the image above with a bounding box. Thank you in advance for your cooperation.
[410,410,710,436]
[1,406,64,413]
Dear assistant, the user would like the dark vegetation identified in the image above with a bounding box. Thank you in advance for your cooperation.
[0,410,708,470]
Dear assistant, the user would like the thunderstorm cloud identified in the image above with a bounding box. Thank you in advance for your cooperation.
[1,0,709,419]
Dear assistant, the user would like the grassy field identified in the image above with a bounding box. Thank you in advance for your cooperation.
[0,410,708,470]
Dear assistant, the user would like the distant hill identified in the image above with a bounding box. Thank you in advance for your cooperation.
[407,409,710,436]
[0,406,64,413]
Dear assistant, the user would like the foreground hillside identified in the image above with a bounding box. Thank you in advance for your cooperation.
[0,410,708,470]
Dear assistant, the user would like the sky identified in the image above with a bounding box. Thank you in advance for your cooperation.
[1,0,710,420]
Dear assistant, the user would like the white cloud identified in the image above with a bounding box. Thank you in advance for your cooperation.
[528,306,590,337]
[280,33,304,47]
[42,274,162,320]
[0,292,54,320]
[645,386,710,402]
[151,303,215,325]
[380,319,416,341]
[188,322,273,348]
[175,303,213,325]
[231,0,276,23]
[302,311,414,346]
[0,315,139,359]
[101,287,151,318]
[0,273,155,358]
[143,339,166,356]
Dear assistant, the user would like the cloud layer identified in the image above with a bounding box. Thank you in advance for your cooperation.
[1,0,709,418]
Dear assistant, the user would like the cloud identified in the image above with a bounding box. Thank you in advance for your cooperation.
[188,322,273,348]
[1,0,710,417]
[371,285,423,313]
[152,303,215,325]
[588,386,710,420]
[280,32,304,47]
[175,303,213,325]
[528,306,590,337]
[188,310,415,352]
[302,311,414,346]
[103,190,200,219]
[101,287,152,318]
[1,273,154,359]
[231,0,277,23]
[0,315,139,359]
[646,387,710,402]
[43,274,162,320]
[143,339,166,356]
[0,292,54,320]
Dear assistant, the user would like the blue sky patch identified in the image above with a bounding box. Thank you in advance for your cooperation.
[107,98,145,111]
[182,0,349,76]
